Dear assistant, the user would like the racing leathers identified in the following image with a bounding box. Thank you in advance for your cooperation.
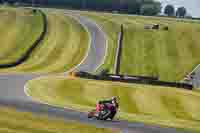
[96,98,119,120]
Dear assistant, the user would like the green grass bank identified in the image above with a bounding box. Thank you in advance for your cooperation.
[0,11,89,73]
[0,106,118,133]
[0,8,44,64]
[27,76,200,132]
[82,12,200,81]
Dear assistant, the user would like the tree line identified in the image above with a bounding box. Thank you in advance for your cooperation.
[1,0,162,16]
[164,4,188,18]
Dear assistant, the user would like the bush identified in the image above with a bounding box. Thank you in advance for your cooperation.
[152,24,159,30]
[98,69,109,77]
[32,9,37,14]
[163,26,169,31]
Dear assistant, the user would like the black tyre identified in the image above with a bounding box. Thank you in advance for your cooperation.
[88,111,95,118]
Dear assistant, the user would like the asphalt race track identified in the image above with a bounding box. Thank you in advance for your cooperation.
[0,10,190,133]
[66,12,107,73]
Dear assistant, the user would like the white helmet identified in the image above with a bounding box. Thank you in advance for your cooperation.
[111,96,117,101]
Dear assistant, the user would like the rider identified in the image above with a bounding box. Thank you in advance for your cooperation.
[96,96,119,120]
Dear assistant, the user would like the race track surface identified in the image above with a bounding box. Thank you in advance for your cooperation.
[66,12,107,73]
[0,10,190,133]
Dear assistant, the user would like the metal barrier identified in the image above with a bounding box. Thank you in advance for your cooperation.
[75,71,193,90]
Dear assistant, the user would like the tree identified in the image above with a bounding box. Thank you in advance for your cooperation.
[185,13,192,19]
[0,0,161,15]
[176,7,187,18]
[140,2,161,16]
[164,4,175,16]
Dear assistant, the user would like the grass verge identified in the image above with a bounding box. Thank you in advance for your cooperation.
[82,11,200,81]
[120,16,200,81]
[0,7,44,64]
[26,76,200,132]
[0,106,118,133]
[0,12,89,73]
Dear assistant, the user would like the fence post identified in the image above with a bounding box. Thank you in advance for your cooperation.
[114,24,124,75]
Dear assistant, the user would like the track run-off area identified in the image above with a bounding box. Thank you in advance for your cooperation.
[0,7,197,133]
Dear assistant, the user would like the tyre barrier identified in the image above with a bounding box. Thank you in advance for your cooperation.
[75,71,193,90]
[0,9,47,68]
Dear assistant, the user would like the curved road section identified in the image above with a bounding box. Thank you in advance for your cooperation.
[0,10,189,133]
[66,12,107,73]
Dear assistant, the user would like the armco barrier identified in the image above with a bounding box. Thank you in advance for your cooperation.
[76,71,193,90]
[0,9,47,68]
[107,74,158,81]
[123,78,193,90]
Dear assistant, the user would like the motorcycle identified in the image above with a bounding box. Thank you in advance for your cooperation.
[88,103,117,120]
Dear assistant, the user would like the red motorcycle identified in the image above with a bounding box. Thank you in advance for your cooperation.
[88,103,117,120]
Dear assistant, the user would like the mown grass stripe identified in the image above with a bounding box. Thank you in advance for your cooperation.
[178,94,200,121]
[83,12,200,81]
[19,14,72,71]
[0,121,53,133]
[0,8,44,65]
[161,92,192,120]
[133,88,172,117]
[119,15,200,81]
[0,11,89,73]
[27,77,200,131]
[0,106,116,133]
[112,84,139,113]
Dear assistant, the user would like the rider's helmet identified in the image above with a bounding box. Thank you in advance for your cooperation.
[111,96,118,104]
[111,96,119,108]
[111,96,117,101]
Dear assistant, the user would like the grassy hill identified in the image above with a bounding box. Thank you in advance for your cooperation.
[0,11,89,73]
[27,76,200,132]
[82,12,200,81]
[121,16,200,82]
[0,8,44,64]
[0,106,117,133]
